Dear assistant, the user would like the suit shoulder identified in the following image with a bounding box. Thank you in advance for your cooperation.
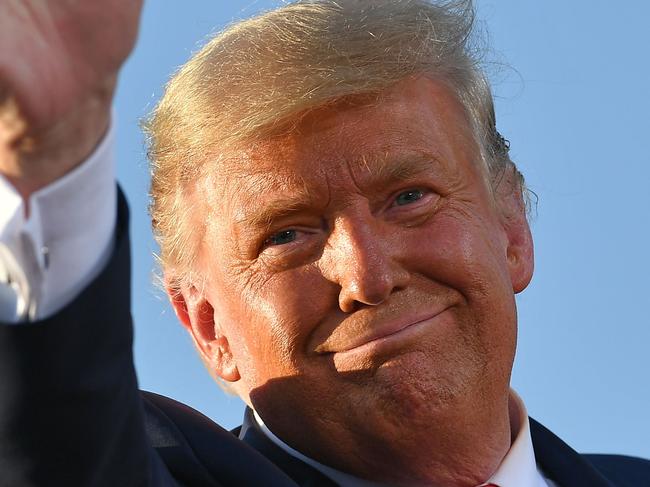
[140,391,299,487]
[584,454,650,487]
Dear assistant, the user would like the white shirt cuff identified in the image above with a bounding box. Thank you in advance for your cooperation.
[0,116,117,322]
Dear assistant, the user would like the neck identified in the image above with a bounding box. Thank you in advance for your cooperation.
[257,388,514,487]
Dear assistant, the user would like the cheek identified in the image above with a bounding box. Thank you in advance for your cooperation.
[407,209,516,342]
[225,264,338,383]
[408,209,511,295]
[406,211,517,371]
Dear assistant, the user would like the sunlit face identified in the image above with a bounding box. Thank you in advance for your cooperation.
[182,77,533,483]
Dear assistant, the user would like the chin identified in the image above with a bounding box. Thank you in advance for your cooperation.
[353,351,485,426]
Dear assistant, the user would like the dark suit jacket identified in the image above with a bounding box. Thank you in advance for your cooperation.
[1,191,648,486]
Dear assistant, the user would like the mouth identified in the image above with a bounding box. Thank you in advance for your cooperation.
[316,306,454,358]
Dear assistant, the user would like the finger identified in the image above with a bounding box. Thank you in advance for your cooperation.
[0,90,28,149]
[0,81,9,107]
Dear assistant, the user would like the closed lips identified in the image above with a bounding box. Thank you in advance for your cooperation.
[316,307,453,355]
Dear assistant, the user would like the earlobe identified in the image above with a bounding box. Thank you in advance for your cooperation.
[210,336,241,382]
[166,276,241,383]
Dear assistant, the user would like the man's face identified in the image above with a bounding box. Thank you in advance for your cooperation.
[181,77,533,481]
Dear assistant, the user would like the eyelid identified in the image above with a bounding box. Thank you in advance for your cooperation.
[264,229,296,247]
[394,188,424,204]
[389,186,431,206]
[259,225,320,256]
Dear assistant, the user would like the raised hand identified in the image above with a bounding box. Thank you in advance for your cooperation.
[0,0,143,198]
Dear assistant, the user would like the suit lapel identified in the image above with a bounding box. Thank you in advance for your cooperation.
[530,418,615,487]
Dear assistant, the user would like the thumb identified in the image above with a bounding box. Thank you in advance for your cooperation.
[0,90,28,150]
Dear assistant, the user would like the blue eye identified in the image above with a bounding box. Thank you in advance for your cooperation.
[395,189,424,206]
[265,229,297,246]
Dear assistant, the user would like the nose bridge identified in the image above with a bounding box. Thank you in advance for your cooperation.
[323,209,408,311]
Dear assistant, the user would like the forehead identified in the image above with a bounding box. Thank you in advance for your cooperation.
[207,77,481,216]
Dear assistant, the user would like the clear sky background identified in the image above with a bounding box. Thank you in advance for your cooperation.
[113,0,650,459]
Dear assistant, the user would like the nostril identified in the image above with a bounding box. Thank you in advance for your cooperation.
[361,287,389,306]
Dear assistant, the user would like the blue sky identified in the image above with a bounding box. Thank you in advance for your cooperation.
[114,0,650,458]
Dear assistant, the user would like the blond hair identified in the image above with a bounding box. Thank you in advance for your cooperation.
[145,0,516,285]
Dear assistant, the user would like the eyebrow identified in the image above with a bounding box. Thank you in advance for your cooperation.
[232,171,317,230]
[357,152,442,186]
[236,196,317,229]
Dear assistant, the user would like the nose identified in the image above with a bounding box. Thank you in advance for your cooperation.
[321,214,409,313]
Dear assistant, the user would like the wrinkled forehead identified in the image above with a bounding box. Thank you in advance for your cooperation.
[200,77,482,218]
[225,151,444,218]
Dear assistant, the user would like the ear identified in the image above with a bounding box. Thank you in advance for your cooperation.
[495,167,535,293]
[166,276,241,382]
